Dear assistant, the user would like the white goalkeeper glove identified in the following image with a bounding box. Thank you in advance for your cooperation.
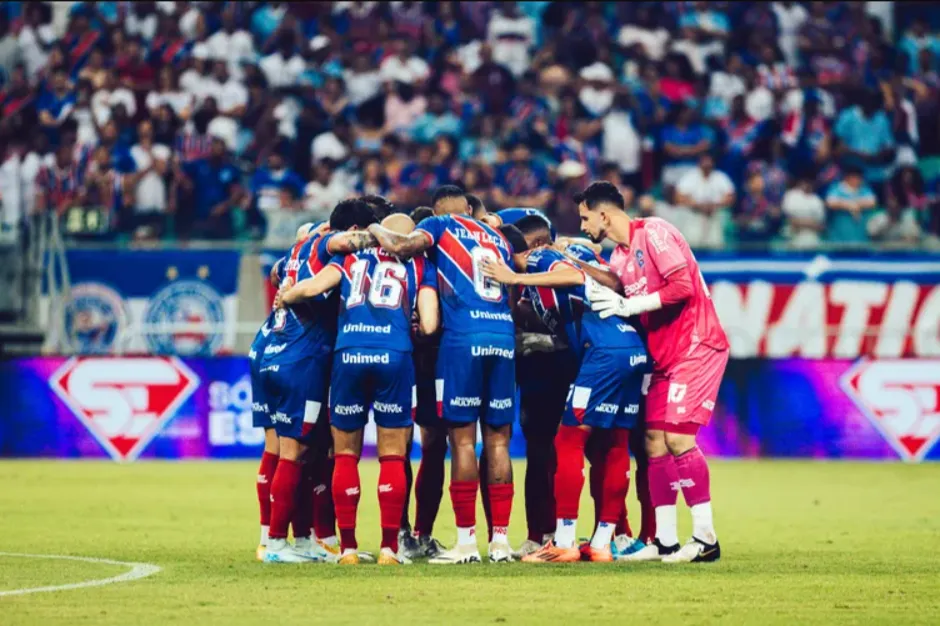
[587,280,661,319]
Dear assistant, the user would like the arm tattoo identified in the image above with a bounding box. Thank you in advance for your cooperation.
[368,224,429,258]
[331,231,378,254]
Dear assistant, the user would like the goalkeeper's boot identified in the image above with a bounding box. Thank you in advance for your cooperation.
[662,537,721,564]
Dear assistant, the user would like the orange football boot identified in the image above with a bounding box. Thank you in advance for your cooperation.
[521,541,581,563]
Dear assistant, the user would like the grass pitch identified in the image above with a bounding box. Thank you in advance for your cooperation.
[1,460,938,625]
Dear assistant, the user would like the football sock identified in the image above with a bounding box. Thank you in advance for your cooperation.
[378,455,407,553]
[291,460,313,540]
[479,451,493,542]
[259,526,269,546]
[674,446,716,542]
[257,451,278,539]
[524,437,555,543]
[449,480,479,546]
[553,426,590,548]
[268,458,301,540]
[312,455,336,541]
[400,449,413,530]
[587,440,606,531]
[332,453,360,551]
[414,444,446,536]
[487,483,513,544]
[631,427,655,543]
[600,429,631,530]
[648,453,679,546]
[590,522,614,550]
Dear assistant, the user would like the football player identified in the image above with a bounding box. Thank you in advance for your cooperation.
[367,186,518,564]
[481,216,650,563]
[278,213,439,565]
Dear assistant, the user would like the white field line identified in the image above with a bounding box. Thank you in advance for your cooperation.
[0,552,161,597]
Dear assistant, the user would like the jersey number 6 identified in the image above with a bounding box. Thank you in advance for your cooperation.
[471,247,502,302]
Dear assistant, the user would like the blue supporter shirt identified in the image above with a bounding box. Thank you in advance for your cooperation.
[415,214,515,337]
[398,163,449,191]
[825,180,877,243]
[250,167,306,211]
[411,112,462,144]
[494,161,549,198]
[183,158,242,219]
[328,248,437,353]
[661,123,713,166]
[495,207,556,240]
[524,246,645,362]
[834,106,895,182]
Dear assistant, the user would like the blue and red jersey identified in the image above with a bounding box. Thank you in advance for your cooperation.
[525,245,644,361]
[495,207,557,240]
[328,248,437,353]
[415,214,515,337]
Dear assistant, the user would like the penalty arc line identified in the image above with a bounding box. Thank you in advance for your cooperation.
[0,552,161,597]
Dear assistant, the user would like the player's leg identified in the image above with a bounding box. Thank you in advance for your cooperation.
[310,410,338,554]
[255,428,278,560]
[413,424,447,556]
[398,428,414,546]
[631,403,656,544]
[661,348,728,564]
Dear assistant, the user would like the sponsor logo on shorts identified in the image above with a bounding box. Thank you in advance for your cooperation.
[470,310,514,323]
[342,351,390,365]
[260,365,280,373]
[489,398,512,410]
[264,343,286,355]
[270,412,290,424]
[635,249,645,268]
[343,322,392,334]
[450,396,482,408]
[624,404,640,414]
[596,403,619,414]
[471,345,514,359]
[373,401,403,413]
[248,349,257,361]
[333,403,365,416]
[617,324,637,334]
[630,353,648,366]
[252,401,269,414]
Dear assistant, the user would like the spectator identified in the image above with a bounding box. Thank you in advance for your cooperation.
[206,5,256,79]
[356,156,391,198]
[384,81,427,138]
[720,94,764,187]
[147,66,193,121]
[411,91,462,144]
[37,69,76,143]
[886,165,931,224]
[379,36,430,85]
[661,103,714,188]
[115,36,156,94]
[251,146,307,242]
[72,81,98,148]
[674,152,736,248]
[556,117,602,180]
[866,203,923,244]
[459,114,501,167]
[17,3,54,80]
[492,142,552,210]
[578,60,617,118]
[395,142,448,208]
[899,19,938,76]
[312,118,352,165]
[175,136,244,240]
[344,50,382,108]
[127,119,171,239]
[834,90,896,191]
[781,67,836,119]
[259,31,305,89]
[772,1,809,66]
[782,176,827,249]
[211,61,249,120]
[617,5,670,62]
[825,166,878,244]
[472,43,515,114]
[735,169,782,244]
[83,144,126,232]
[602,93,643,193]
[77,48,108,90]
[91,69,137,128]
[303,158,350,224]
[317,76,352,121]
[487,1,536,77]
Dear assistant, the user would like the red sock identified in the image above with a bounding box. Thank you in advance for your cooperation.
[648,454,679,508]
[414,443,445,536]
[586,438,607,530]
[332,453,360,551]
[378,455,407,552]
[554,425,589,520]
[487,483,514,541]
[268,458,302,540]
[631,426,655,542]
[600,430,630,527]
[674,446,711,506]
[291,460,313,539]
[312,455,336,539]
[449,480,478,529]
[257,451,278,528]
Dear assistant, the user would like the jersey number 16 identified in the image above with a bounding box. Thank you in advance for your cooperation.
[347,259,406,309]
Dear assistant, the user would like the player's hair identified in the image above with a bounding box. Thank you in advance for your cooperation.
[329,199,379,231]
[411,206,434,224]
[432,185,465,206]
[514,214,553,238]
[361,194,396,220]
[465,193,485,217]
[499,224,528,255]
[573,181,625,212]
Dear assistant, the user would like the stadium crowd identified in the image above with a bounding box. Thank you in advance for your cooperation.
[0,1,939,248]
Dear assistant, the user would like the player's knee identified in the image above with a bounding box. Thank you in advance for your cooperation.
[665,432,695,456]
[278,436,307,461]
[644,429,668,457]
[263,428,279,455]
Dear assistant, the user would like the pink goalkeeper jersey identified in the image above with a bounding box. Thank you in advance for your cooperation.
[608,217,728,372]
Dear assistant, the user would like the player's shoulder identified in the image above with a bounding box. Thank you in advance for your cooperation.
[640,217,684,241]
[527,246,563,266]
[565,243,601,263]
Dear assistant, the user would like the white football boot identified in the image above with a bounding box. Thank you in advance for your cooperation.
[488,539,514,563]
[620,538,680,562]
[293,537,333,562]
[428,543,482,564]
[512,539,542,559]
[662,537,721,564]
[263,538,314,563]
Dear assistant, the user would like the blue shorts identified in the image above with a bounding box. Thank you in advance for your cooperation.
[563,347,650,430]
[436,332,516,427]
[249,329,272,429]
[330,348,415,432]
[260,343,332,441]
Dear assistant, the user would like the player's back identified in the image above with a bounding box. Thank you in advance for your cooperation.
[496,208,557,240]
[622,217,728,370]
[331,247,434,353]
[415,214,514,337]
[526,246,644,362]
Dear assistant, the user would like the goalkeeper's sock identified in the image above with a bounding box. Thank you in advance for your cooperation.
[674,446,716,543]
[648,453,679,547]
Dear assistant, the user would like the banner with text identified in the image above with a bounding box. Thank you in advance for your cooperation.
[1,356,937,462]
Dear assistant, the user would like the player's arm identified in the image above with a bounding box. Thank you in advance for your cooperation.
[278,265,342,307]
[588,265,694,319]
[326,231,379,254]
[366,223,432,258]
[561,254,622,293]
[269,257,285,287]
[416,287,439,336]
[481,259,584,288]
[555,236,603,254]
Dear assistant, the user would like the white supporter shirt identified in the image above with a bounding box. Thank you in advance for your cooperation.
[602,110,641,174]
[617,26,670,61]
[772,2,808,66]
[207,116,238,152]
[866,209,922,242]
[781,188,825,248]
[0,154,22,228]
[344,70,382,105]
[487,12,536,77]
[130,144,172,212]
[303,178,350,221]
[745,86,774,122]
[676,168,735,248]
[259,52,305,88]
[146,90,194,118]
[218,79,248,114]
[311,131,349,163]
[206,29,255,79]
[379,55,430,84]
[91,87,137,125]
[781,88,836,118]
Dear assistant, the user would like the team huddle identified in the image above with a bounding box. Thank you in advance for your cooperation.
[250,181,729,566]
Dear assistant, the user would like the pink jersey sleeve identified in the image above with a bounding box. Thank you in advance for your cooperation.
[644,221,688,279]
